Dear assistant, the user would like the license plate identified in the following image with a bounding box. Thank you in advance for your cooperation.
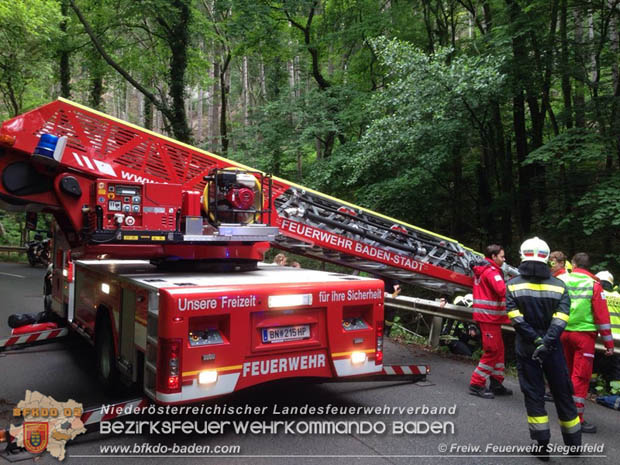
[262,325,310,343]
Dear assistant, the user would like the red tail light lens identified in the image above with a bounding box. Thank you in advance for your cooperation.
[158,338,182,393]
[168,375,179,390]
[375,321,384,365]
[65,252,74,283]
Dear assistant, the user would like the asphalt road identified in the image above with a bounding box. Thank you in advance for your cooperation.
[1,261,618,465]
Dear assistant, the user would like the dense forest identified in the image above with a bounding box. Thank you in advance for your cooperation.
[0,0,619,275]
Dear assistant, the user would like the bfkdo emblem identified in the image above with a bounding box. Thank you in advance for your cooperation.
[23,422,48,454]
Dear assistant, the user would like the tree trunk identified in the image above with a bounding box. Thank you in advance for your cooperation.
[197,88,204,143]
[609,0,620,166]
[506,0,532,235]
[59,0,71,98]
[209,60,219,151]
[90,70,104,110]
[167,0,192,143]
[143,94,153,130]
[259,59,267,101]
[514,91,531,236]
[451,146,465,237]
[219,53,231,154]
[490,101,513,248]
[422,0,435,54]
[288,58,295,93]
[560,0,573,129]
[243,56,250,128]
[284,2,341,158]
[297,152,303,180]
[477,154,495,241]
[573,8,586,128]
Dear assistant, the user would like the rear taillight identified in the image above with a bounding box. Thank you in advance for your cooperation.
[158,338,182,393]
[64,252,74,283]
[375,321,384,364]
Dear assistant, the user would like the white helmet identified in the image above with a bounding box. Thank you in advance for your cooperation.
[520,237,550,263]
[454,294,473,307]
[595,271,614,286]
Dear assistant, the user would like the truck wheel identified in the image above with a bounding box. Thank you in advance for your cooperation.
[95,315,120,389]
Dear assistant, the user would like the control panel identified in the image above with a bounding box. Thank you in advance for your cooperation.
[92,179,183,234]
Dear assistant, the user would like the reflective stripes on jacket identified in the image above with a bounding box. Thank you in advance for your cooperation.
[506,275,570,348]
[564,268,614,349]
[471,258,508,324]
[564,272,595,331]
[605,291,620,341]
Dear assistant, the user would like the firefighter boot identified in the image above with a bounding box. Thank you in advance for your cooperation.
[530,440,550,462]
[490,378,513,396]
[580,420,597,434]
[469,384,494,399]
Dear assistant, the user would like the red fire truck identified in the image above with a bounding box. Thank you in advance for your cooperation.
[0,99,481,405]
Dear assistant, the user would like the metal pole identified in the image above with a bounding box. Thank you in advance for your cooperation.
[428,316,443,348]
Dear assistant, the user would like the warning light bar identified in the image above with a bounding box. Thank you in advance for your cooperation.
[33,134,67,164]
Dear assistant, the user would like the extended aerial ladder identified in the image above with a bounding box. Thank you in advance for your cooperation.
[0,98,484,294]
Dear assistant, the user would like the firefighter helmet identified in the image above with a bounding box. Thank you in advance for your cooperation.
[595,271,614,287]
[519,237,550,263]
[453,294,473,307]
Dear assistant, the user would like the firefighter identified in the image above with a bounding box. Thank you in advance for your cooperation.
[506,237,581,459]
[593,271,620,385]
[560,253,614,433]
[543,251,570,402]
[549,251,569,279]
[469,244,512,398]
[440,294,481,357]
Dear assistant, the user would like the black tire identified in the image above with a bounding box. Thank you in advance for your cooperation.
[43,295,52,312]
[27,250,37,267]
[95,314,120,389]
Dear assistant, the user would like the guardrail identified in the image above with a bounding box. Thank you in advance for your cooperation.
[384,294,619,354]
[0,245,27,255]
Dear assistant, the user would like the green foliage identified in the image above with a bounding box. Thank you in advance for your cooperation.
[525,129,610,167]
[0,0,62,117]
[0,213,24,245]
[388,316,428,345]
[577,174,620,235]
[308,37,504,231]
[233,84,366,181]
[0,212,52,246]
[594,377,620,396]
